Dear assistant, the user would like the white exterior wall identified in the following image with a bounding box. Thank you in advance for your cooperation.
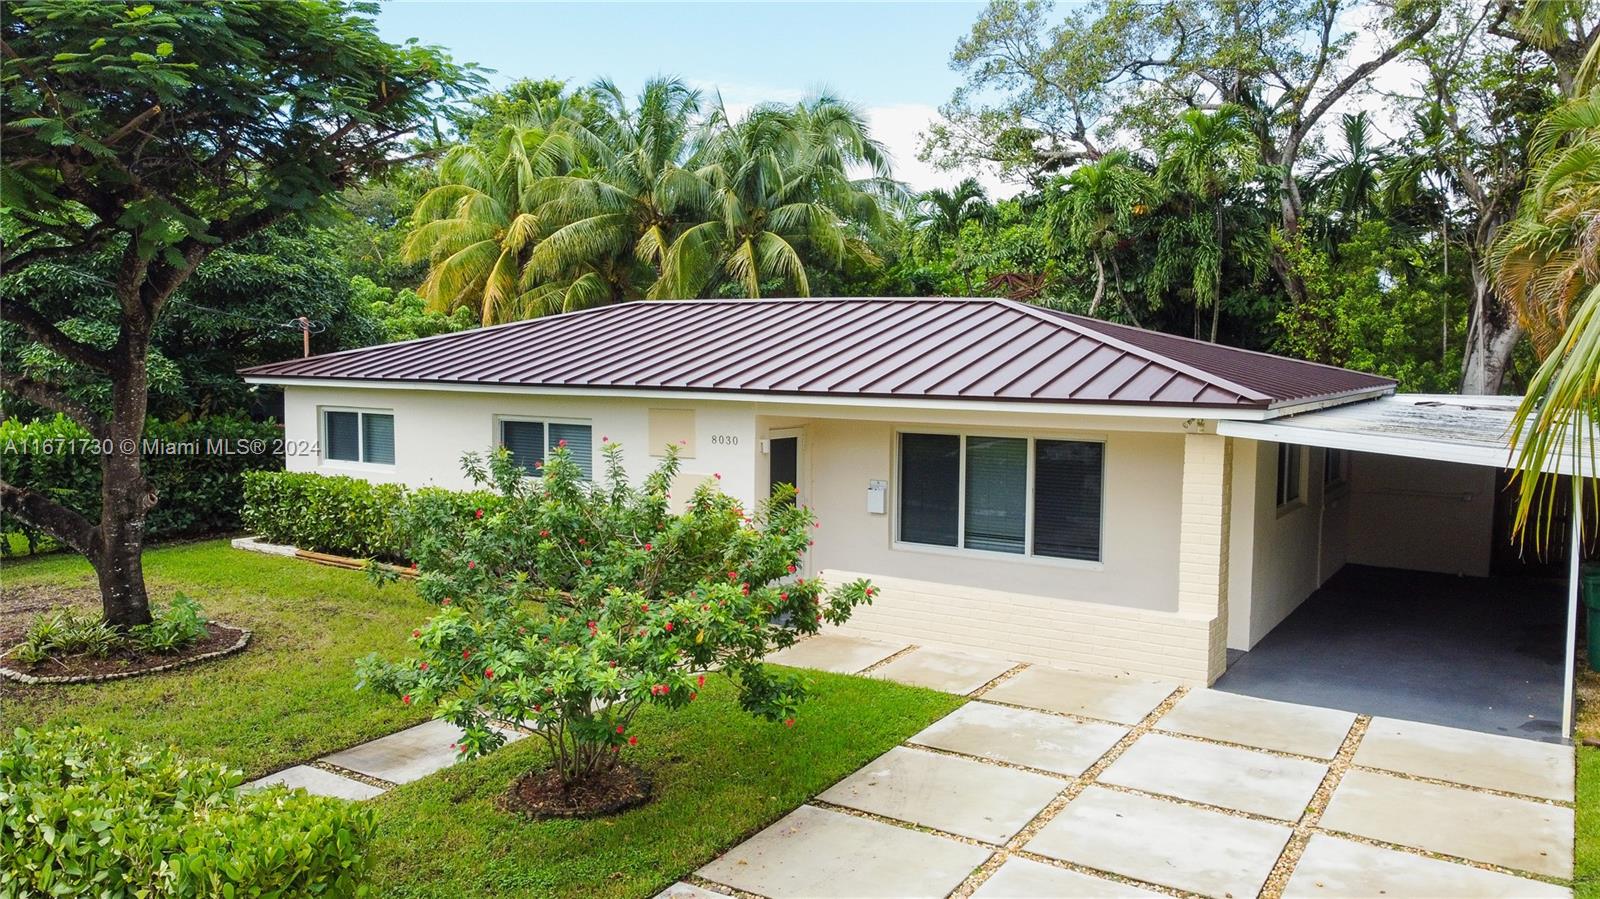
[1346,454,1495,576]
[281,385,763,507]
[278,385,1239,683]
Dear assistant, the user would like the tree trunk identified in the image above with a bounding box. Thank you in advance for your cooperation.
[1210,208,1224,343]
[1459,262,1522,395]
[95,331,157,629]
[1089,252,1106,315]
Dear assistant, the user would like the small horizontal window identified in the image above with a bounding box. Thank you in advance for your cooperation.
[323,409,394,465]
[498,418,593,479]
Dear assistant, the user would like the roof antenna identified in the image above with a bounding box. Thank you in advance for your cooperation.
[297,316,311,357]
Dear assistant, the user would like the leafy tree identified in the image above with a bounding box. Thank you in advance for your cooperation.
[357,443,876,791]
[354,276,475,343]
[1309,112,1391,247]
[1152,106,1267,341]
[1,0,473,628]
[910,178,992,256]
[1046,150,1154,315]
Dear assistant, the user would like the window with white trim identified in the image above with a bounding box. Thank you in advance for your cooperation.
[496,417,594,479]
[1276,443,1303,507]
[322,409,394,465]
[897,432,1104,562]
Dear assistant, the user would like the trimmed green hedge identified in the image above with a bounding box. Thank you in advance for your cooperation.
[241,470,496,563]
[0,727,375,897]
[0,414,282,552]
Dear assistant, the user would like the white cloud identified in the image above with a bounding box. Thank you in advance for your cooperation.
[860,103,1021,198]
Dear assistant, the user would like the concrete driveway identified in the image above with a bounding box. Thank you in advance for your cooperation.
[665,636,1576,899]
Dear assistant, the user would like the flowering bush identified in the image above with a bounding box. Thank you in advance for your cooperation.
[356,441,873,788]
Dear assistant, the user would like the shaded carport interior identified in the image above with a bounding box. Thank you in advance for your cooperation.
[1216,394,1582,742]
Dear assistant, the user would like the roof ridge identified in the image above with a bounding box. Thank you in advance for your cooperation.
[994,298,1273,403]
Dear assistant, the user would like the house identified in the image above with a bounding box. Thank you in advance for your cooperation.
[242,297,1579,738]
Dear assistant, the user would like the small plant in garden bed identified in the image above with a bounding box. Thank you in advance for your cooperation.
[4,593,241,679]
[356,441,874,817]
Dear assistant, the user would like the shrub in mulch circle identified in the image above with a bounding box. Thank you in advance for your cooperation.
[356,440,876,818]
[1,593,247,683]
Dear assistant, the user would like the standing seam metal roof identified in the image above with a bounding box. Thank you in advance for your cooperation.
[239,297,1395,409]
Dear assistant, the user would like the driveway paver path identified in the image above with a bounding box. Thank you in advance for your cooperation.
[696,634,1576,899]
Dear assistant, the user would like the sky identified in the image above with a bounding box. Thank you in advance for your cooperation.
[374,1,1010,194]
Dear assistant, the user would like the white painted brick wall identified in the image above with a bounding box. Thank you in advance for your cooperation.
[821,432,1236,685]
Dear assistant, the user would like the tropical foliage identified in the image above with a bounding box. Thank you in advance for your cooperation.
[355,442,876,788]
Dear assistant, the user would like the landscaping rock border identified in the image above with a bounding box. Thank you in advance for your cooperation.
[0,623,252,685]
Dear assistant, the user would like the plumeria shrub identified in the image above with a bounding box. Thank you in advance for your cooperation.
[356,441,874,787]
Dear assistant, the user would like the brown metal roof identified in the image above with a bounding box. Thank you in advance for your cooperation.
[240,298,1395,409]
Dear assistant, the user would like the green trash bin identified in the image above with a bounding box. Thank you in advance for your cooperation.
[1584,563,1600,672]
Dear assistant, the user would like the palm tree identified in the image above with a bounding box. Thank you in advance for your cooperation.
[520,78,707,311]
[1154,105,1262,342]
[1047,151,1155,315]
[1312,112,1390,241]
[652,95,897,298]
[402,106,591,325]
[911,178,990,253]
[1502,33,1600,543]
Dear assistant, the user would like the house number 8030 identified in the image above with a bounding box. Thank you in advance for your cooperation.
[710,434,739,446]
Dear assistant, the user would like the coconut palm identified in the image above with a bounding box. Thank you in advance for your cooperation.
[1047,151,1156,315]
[1502,34,1600,542]
[1153,105,1263,341]
[402,107,591,325]
[652,95,897,299]
[910,177,991,256]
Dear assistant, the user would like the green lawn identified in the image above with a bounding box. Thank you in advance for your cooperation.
[2,538,963,898]
[1579,746,1600,899]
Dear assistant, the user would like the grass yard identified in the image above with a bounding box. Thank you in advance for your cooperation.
[1,537,963,898]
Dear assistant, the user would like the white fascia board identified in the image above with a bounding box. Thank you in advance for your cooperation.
[1215,418,1541,472]
[244,376,1302,422]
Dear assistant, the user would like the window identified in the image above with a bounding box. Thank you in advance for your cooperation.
[897,432,1103,562]
[323,409,394,465]
[497,418,593,479]
[1323,447,1348,487]
[1276,443,1303,507]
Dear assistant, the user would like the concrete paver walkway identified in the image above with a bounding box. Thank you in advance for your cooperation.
[679,633,1577,899]
[244,717,525,798]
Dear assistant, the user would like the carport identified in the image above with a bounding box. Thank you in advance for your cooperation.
[1217,394,1585,740]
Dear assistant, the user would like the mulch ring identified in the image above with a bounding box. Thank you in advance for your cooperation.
[499,763,654,820]
[0,585,251,685]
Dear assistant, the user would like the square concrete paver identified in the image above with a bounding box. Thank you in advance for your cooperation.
[982,665,1176,725]
[697,804,991,898]
[869,647,1015,694]
[1026,785,1291,899]
[321,718,524,784]
[908,701,1126,776]
[765,634,907,674]
[1101,732,1327,821]
[243,765,385,800]
[1283,834,1572,899]
[1319,768,1573,878]
[818,746,1063,843]
[1160,689,1356,759]
[1354,716,1574,801]
[971,858,1165,898]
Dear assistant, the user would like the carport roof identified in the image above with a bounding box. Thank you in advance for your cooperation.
[1215,393,1575,475]
[240,297,1394,410]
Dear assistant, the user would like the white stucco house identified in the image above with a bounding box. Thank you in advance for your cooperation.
[243,297,1581,736]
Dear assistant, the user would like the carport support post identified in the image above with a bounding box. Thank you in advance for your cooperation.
[1178,430,1232,684]
[1565,488,1581,738]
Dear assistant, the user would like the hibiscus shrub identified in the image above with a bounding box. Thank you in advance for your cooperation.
[356,441,874,787]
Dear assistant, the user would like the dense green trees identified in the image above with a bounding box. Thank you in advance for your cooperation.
[1,0,471,626]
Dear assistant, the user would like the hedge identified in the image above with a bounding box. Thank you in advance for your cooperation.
[241,470,497,563]
[0,414,283,551]
[0,727,375,897]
